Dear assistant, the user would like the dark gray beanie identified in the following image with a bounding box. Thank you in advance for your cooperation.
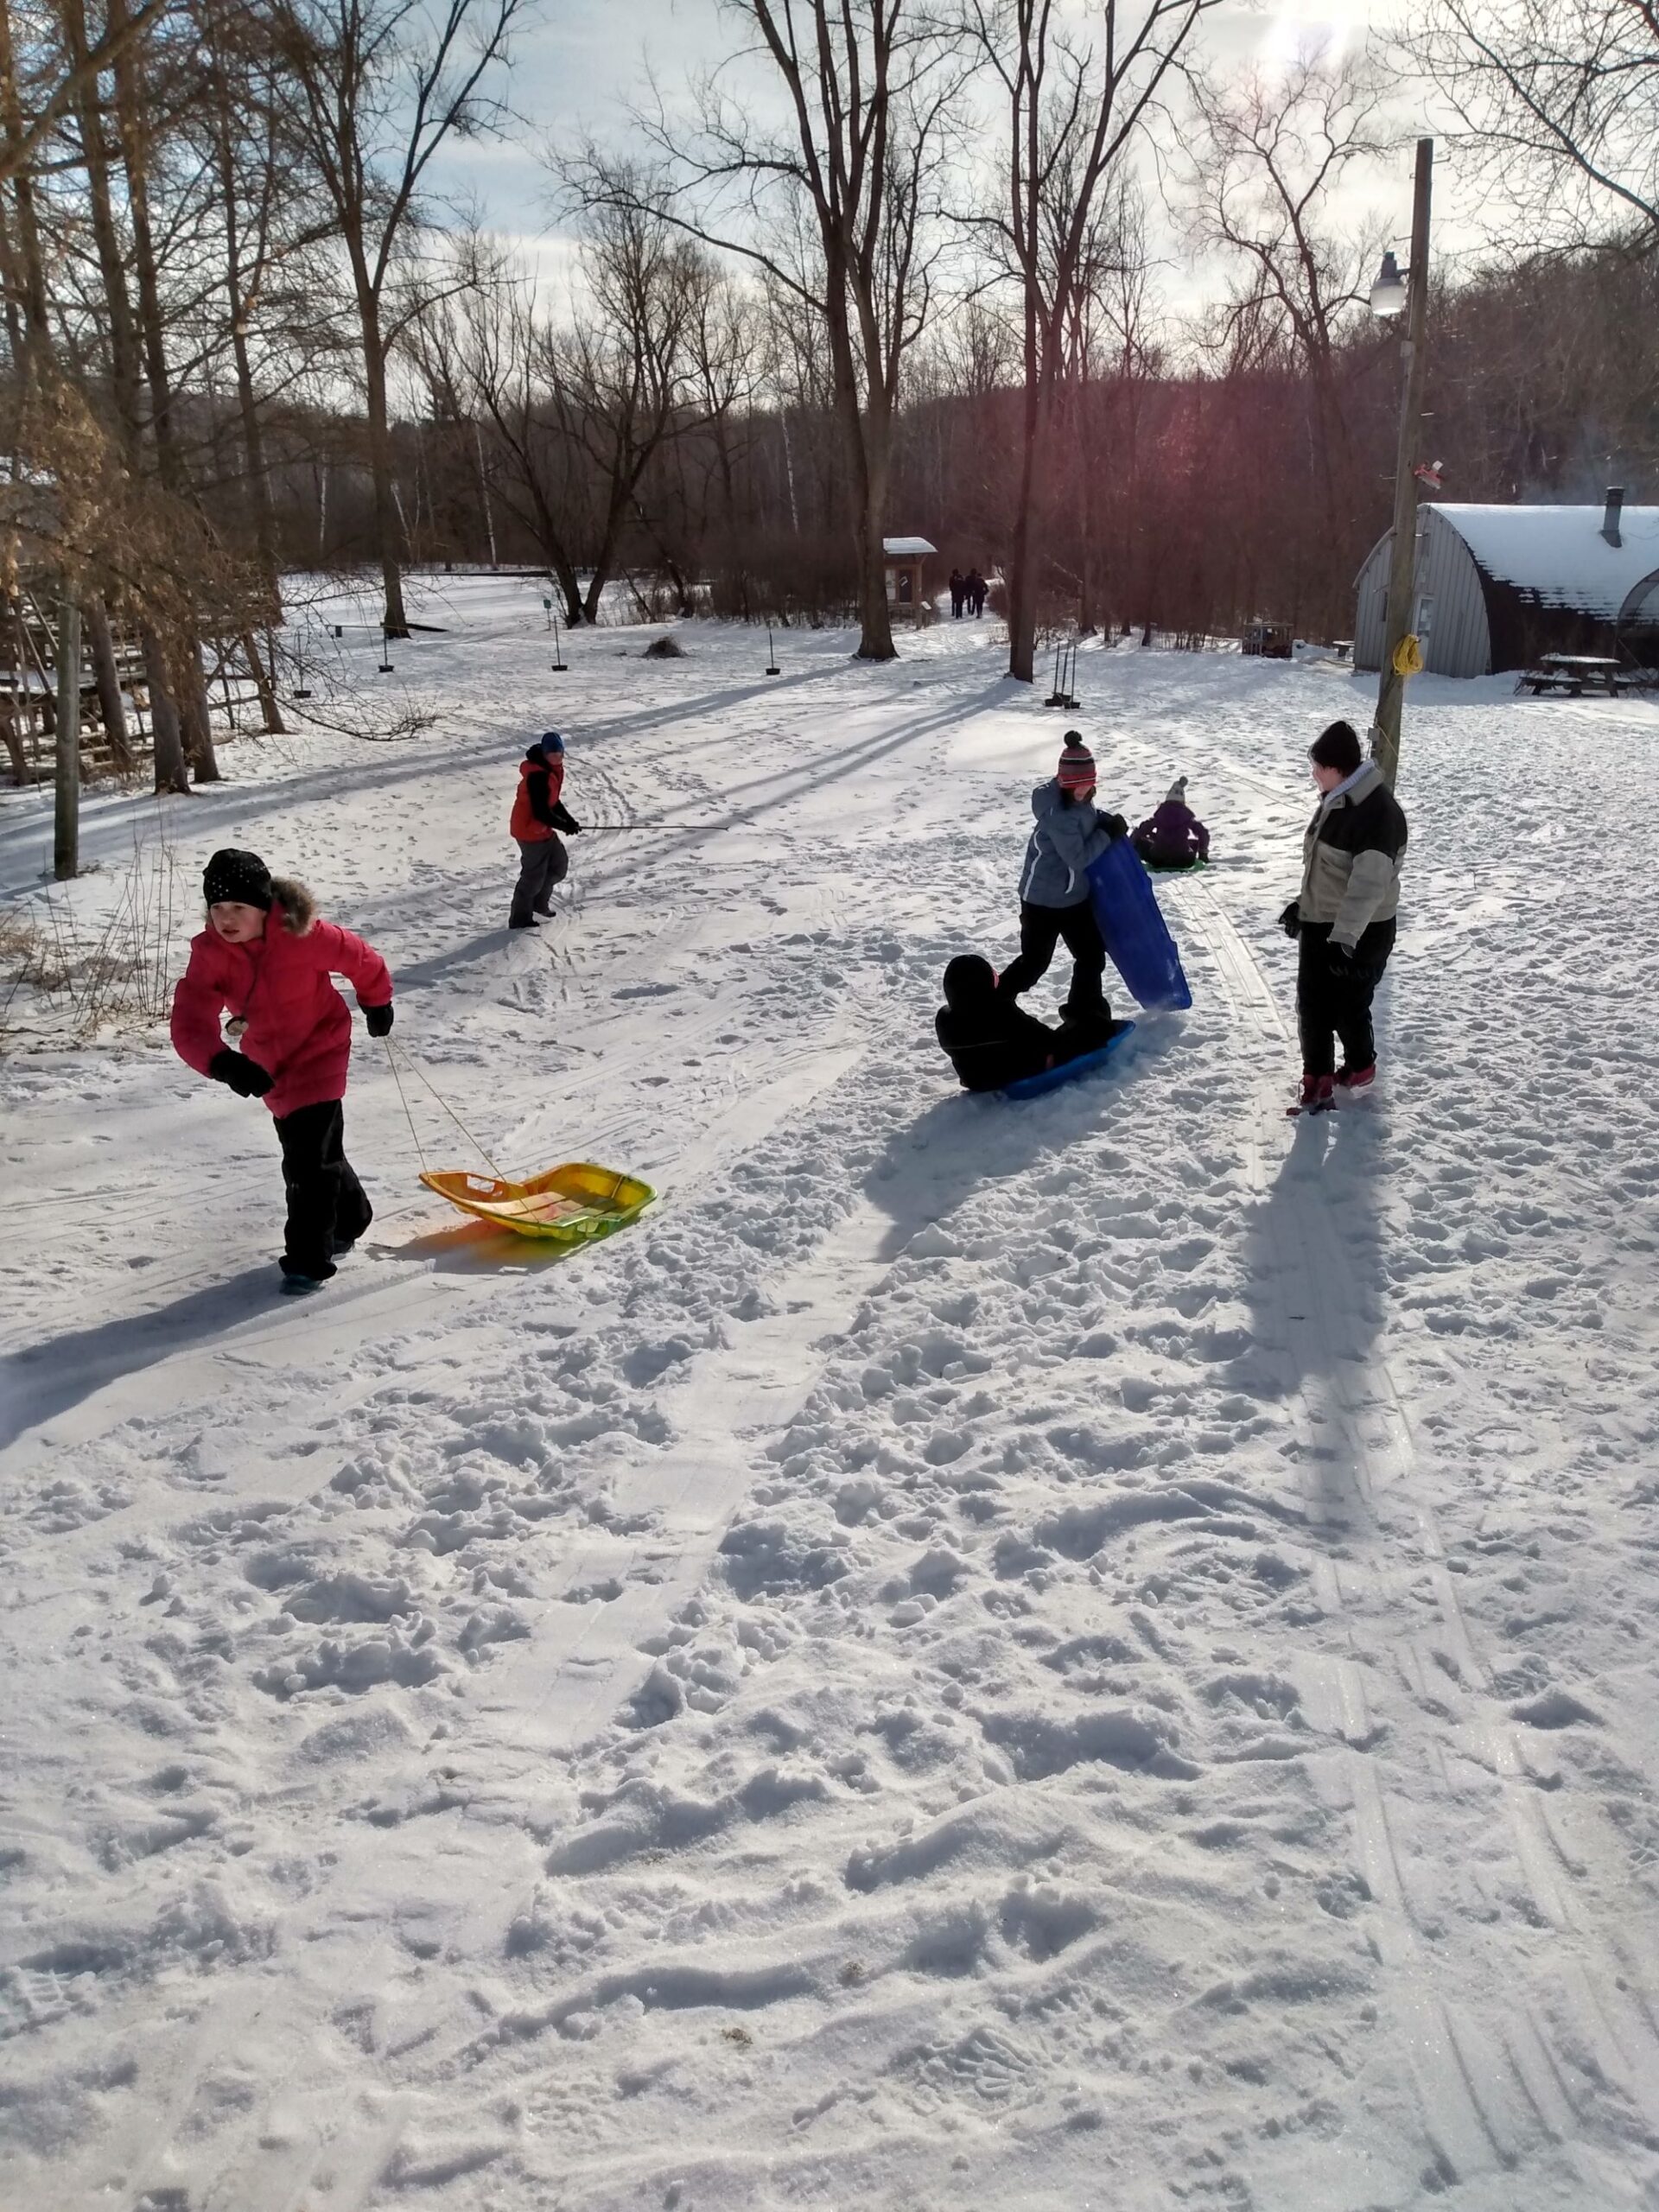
[1308,721,1363,774]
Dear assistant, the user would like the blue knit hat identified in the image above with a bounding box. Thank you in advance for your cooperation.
[539,731,566,754]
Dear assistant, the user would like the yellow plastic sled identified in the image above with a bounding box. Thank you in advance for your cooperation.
[420,1162,655,1246]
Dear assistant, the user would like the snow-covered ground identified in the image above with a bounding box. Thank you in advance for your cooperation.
[3,581,1658,2212]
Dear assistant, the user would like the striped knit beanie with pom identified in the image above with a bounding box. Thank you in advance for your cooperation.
[1057,734,1096,792]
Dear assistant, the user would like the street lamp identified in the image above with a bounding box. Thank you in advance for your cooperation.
[1369,251,1407,320]
[1370,140,1433,792]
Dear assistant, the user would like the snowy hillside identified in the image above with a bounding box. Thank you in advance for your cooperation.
[3,581,1658,2211]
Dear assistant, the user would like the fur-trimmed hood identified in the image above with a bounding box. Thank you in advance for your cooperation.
[271,878,316,934]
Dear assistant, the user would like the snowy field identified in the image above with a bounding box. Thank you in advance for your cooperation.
[3,578,1659,2212]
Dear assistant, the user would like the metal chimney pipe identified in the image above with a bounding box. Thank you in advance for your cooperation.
[1603,486,1624,547]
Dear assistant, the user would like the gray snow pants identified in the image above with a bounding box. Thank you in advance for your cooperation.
[509,835,569,926]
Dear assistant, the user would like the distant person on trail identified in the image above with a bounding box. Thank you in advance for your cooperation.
[969,568,988,617]
[1279,719,1408,1116]
[509,732,582,931]
[1132,776,1211,870]
[949,567,966,619]
[997,733,1128,1023]
[936,954,1122,1093]
[170,849,394,1294]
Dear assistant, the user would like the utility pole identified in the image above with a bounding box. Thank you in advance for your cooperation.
[54,594,81,880]
[1371,137,1433,792]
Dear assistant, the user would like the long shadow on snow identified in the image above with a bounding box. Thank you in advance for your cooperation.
[862,1020,1173,1262]
[0,1266,280,1453]
[1239,1107,1389,1523]
[378,678,1020,998]
[0,662,855,885]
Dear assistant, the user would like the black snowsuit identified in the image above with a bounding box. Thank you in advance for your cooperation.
[936,955,1115,1093]
[276,1101,373,1281]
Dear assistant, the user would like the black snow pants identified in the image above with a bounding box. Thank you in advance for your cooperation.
[509,835,569,927]
[1296,917,1396,1079]
[274,1100,372,1282]
[999,899,1110,1020]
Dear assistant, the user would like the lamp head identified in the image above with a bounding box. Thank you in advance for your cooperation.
[1370,250,1408,318]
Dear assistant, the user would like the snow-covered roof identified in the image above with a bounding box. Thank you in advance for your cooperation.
[1434,503,1659,617]
[882,536,936,558]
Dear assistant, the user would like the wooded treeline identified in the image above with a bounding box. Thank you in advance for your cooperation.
[3,0,1656,790]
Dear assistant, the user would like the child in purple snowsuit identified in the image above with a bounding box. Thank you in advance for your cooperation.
[1132,777,1210,870]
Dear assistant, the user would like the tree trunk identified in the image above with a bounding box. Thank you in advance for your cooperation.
[239,631,285,734]
[54,594,80,880]
[85,594,131,768]
[144,625,188,794]
[846,385,895,663]
[357,280,410,637]
[1005,365,1048,684]
[181,641,221,782]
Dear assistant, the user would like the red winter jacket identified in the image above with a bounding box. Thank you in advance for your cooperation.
[510,753,564,842]
[170,880,392,1118]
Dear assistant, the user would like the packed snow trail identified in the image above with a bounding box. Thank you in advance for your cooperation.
[2,588,1657,2210]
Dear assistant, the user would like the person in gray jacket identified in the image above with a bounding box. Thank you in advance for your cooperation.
[1279,719,1408,1114]
[997,734,1128,1020]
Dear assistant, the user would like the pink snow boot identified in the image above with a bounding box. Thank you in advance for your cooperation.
[1288,1073,1336,1117]
[1334,1063,1376,1091]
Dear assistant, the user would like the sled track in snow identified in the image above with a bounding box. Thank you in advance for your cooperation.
[1185,882,1659,2189]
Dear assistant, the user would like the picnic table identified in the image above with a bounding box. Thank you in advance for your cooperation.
[1518,654,1623,697]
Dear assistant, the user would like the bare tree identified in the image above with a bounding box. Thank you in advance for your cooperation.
[1181,51,1395,588]
[266,0,525,637]
[587,1,958,660]
[1411,0,1659,256]
[964,0,1224,682]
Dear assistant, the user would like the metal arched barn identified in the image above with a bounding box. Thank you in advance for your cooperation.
[1353,494,1659,676]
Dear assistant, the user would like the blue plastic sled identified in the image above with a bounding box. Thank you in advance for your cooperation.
[1089,840,1192,1010]
[1001,1020,1136,1100]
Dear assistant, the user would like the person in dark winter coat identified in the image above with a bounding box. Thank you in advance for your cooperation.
[1279,720,1408,1114]
[949,567,966,619]
[171,849,393,1291]
[936,954,1123,1092]
[997,734,1128,1020]
[509,733,582,929]
[969,569,988,617]
[1132,776,1211,869]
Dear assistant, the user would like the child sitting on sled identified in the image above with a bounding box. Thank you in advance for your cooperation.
[170,849,394,1294]
[1131,776,1210,870]
[936,955,1124,1093]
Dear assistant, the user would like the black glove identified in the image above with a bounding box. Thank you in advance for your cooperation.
[1100,812,1128,841]
[209,1047,274,1098]
[364,1001,394,1038]
[1326,938,1357,973]
[550,800,582,835]
[1279,901,1300,939]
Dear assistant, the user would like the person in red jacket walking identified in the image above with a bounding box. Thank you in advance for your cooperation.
[509,732,582,929]
[171,849,394,1293]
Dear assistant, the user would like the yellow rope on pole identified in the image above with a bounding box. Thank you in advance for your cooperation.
[1392,632,1424,677]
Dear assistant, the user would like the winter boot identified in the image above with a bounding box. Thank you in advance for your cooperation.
[1288,1072,1336,1117]
[1334,1062,1376,1090]
[279,1273,327,1296]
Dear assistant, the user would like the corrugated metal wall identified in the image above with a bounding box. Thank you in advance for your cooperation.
[1352,512,1492,677]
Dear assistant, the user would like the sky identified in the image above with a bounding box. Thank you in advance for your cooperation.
[427,0,1459,310]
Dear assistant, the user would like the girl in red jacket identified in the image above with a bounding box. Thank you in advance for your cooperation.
[171,849,394,1293]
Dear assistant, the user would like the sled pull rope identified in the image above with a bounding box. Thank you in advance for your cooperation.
[382,1036,428,1173]
[385,1037,505,1179]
